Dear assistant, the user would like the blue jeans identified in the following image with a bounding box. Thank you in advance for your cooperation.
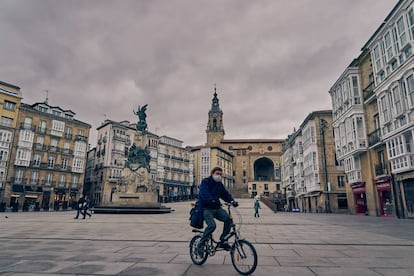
[199,208,232,246]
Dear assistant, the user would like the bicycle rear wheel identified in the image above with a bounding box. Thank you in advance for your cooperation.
[189,235,208,265]
[230,240,257,275]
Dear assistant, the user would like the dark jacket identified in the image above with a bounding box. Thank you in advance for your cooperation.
[199,176,234,209]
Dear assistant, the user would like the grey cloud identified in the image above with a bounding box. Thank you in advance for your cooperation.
[0,0,398,146]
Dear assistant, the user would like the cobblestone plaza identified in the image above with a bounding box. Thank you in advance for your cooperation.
[1,199,414,275]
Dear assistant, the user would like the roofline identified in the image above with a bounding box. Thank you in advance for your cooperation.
[0,80,20,90]
[221,139,284,143]
[361,0,404,50]
[299,110,332,129]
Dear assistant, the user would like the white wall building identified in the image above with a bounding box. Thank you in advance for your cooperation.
[362,0,414,218]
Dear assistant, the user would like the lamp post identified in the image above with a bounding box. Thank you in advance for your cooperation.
[320,118,331,213]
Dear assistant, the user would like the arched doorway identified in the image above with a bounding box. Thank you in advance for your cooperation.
[254,158,274,181]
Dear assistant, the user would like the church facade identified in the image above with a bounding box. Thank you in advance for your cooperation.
[191,88,284,198]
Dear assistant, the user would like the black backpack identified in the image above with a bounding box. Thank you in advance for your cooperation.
[189,201,204,229]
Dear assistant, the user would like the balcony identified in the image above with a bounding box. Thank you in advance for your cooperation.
[37,127,47,134]
[30,160,41,168]
[20,123,36,131]
[41,180,56,186]
[61,148,73,155]
[48,145,60,153]
[347,170,362,184]
[75,135,88,142]
[375,163,388,176]
[33,143,48,151]
[362,81,374,102]
[368,129,382,147]
[10,177,28,185]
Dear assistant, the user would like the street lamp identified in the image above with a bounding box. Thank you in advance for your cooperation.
[320,118,331,213]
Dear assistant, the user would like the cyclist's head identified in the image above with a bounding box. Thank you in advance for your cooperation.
[210,167,223,176]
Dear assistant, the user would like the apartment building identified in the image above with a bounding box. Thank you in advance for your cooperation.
[5,101,90,211]
[281,111,347,213]
[91,119,195,205]
[362,0,414,218]
[157,135,194,202]
[0,81,22,209]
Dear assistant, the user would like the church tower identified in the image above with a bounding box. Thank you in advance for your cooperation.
[206,87,225,146]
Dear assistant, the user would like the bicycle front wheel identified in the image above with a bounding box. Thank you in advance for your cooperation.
[189,235,208,265]
[230,240,257,275]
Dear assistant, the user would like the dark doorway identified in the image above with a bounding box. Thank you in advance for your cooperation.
[254,158,274,181]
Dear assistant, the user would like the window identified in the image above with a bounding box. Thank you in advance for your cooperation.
[252,183,256,190]
[392,85,403,115]
[72,175,79,187]
[0,116,13,127]
[407,75,414,108]
[33,154,41,167]
[45,173,53,185]
[39,120,47,134]
[0,150,5,161]
[51,120,65,137]
[397,16,407,47]
[48,156,55,168]
[264,184,269,191]
[3,100,16,111]
[337,175,345,188]
[384,31,394,60]
[352,76,360,104]
[30,171,39,185]
[59,174,66,187]
[15,169,23,183]
[62,158,68,170]
[380,95,390,123]
[337,194,348,209]
[66,127,72,139]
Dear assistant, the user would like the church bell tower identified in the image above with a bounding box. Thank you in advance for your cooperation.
[206,86,225,146]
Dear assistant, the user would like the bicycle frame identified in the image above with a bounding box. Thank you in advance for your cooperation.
[192,203,243,256]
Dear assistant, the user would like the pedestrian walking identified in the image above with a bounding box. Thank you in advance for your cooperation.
[254,199,261,218]
[82,196,92,219]
[74,195,85,219]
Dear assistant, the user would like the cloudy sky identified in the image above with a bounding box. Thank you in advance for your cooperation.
[0,0,398,147]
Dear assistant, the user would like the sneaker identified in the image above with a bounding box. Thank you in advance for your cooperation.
[219,241,231,251]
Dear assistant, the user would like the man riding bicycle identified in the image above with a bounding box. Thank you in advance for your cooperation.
[197,167,238,255]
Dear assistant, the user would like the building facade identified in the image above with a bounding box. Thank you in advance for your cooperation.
[0,81,22,209]
[4,102,90,211]
[91,119,195,205]
[363,0,414,218]
[157,135,194,202]
[281,111,347,213]
[220,139,283,198]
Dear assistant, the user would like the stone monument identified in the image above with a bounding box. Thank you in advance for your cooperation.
[94,105,170,214]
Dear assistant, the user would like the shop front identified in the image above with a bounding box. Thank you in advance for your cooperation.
[54,188,68,210]
[351,182,367,215]
[395,171,414,219]
[10,184,24,211]
[375,177,394,217]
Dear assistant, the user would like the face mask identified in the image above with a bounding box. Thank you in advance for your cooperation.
[212,175,222,182]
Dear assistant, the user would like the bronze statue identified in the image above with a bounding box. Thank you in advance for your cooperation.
[125,143,151,172]
[133,104,148,132]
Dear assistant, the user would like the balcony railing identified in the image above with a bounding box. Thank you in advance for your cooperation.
[362,81,375,102]
[75,135,88,142]
[375,163,388,176]
[10,177,27,185]
[368,129,382,147]
[20,123,36,131]
[37,127,47,134]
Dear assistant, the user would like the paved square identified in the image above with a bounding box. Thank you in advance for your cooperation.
[1,199,414,275]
